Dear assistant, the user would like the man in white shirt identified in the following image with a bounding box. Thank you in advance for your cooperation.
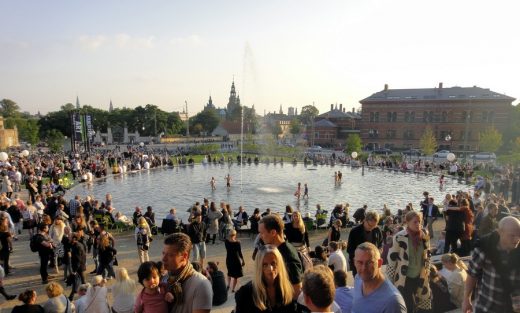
[328,241,347,272]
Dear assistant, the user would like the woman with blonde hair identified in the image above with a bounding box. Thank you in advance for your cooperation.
[285,211,312,271]
[83,275,110,313]
[135,216,152,263]
[49,216,66,274]
[42,282,73,313]
[225,229,245,292]
[439,253,467,308]
[235,245,297,313]
[386,210,432,313]
[111,267,138,313]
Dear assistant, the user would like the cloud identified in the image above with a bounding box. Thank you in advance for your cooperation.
[169,35,202,46]
[78,35,107,51]
[114,33,155,49]
[77,33,155,51]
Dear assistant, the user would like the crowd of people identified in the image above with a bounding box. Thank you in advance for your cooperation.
[0,148,519,313]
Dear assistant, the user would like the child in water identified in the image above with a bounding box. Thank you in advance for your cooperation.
[134,261,171,313]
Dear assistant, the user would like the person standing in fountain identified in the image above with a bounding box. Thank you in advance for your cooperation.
[225,174,232,190]
[294,183,301,199]
[210,177,216,191]
[303,183,309,199]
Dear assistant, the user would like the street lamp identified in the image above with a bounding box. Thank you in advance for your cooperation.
[445,134,452,151]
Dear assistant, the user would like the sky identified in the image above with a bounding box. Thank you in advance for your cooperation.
[1,0,519,116]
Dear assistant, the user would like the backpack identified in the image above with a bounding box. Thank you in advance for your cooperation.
[136,228,149,247]
[30,234,41,252]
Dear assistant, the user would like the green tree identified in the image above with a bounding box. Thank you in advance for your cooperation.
[191,108,220,134]
[345,134,362,154]
[46,129,64,153]
[299,105,319,126]
[420,126,437,155]
[0,99,21,118]
[289,118,301,136]
[479,126,503,152]
[5,118,39,144]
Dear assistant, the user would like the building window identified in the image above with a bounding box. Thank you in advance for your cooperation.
[374,112,379,122]
[368,129,379,138]
[405,112,410,122]
[314,132,319,139]
[488,111,494,123]
[386,130,396,139]
[482,111,488,122]
[441,111,448,122]
[403,130,414,139]
[386,112,397,122]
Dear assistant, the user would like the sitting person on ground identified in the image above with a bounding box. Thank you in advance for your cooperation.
[73,284,91,313]
[328,241,347,272]
[311,245,328,267]
[11,289,44,313]
[233,206,248,229]
[439,253,467,308]
[165,208,181,224]
[204,261,228,306]
[115,212,133,227]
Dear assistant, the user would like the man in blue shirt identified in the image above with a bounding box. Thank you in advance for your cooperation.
[351,242,406,313]
[333,270,354,313]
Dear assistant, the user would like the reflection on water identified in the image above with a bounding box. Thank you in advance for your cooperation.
[68,164,468,221]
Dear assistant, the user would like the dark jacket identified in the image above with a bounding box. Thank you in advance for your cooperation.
[70,241,86,272]
[445,209,465,233]
[210,270,228,306]
[346,223,383,260]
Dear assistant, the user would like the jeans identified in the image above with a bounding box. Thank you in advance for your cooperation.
[97,261,115,278]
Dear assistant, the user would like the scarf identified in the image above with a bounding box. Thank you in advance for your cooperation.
[167,262,195,305]
[407,227,422,249]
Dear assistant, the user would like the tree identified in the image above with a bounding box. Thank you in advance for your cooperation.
[191,108,220,134]
[420,126,437,156]
[0,99,21,118]
[289,119,301,137]
[479,126,502,152]
[271,123,282,139]
[299,105,319,125]
[46,129,64,153]
[345,134,362,154]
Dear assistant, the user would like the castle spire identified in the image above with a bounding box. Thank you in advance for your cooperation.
[279,104,283,115]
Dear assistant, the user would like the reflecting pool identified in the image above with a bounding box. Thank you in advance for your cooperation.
[68,163,468,221]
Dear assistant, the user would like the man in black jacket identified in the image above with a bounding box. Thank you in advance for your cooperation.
[188,212,207,268]
[69,233,86,300]
[421,197,440,239]
[346,211,383,276]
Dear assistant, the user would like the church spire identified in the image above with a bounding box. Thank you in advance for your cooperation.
[279,104,283,115]
[76,96,80,109]
[109,99,113,112]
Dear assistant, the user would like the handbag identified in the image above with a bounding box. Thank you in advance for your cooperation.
[113,256,118,266]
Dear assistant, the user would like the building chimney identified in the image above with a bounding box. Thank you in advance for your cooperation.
[439,82,443,89]
[343,108,345,112]
[352,107,355,113]
[331,104,333,111]
[340,103,343,111]
[384,84,388,91]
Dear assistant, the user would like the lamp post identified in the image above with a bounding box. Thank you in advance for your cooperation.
[463,113,470,161]
[445,134,452,151]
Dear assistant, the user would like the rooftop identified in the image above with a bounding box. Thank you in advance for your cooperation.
[360,85,516,103]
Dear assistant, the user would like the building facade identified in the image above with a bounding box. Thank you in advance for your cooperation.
[312,103,361,147]
[0,116,19,149]
[359,83,515,152]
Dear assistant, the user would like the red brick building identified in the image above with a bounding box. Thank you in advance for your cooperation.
[313,103,361,147]
[359,83,515,152]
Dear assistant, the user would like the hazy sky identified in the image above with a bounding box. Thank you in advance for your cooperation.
[1,0,518,116]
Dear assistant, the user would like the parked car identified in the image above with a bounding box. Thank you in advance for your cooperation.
[402,149,422,156]
[469,152,497,160]
[433,150,451,158]
[373,148,393,155]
